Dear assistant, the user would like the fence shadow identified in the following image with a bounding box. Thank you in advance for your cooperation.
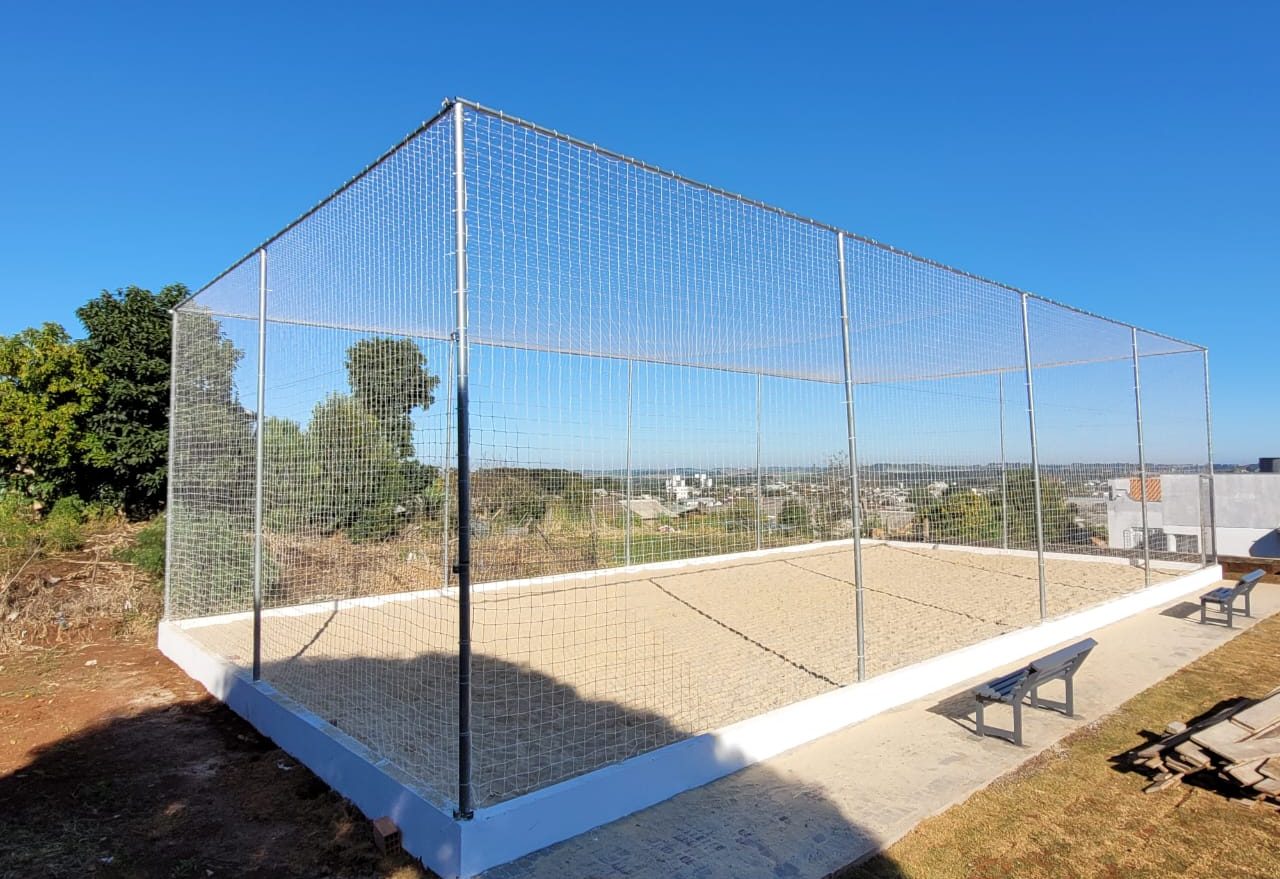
[3,649,911,879]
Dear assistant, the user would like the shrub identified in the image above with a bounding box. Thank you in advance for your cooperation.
[43,495,87,551]
[116,514,166,578]
[0,491,40,570]
[167,510,277,616]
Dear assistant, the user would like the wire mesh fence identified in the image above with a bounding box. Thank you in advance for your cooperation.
[166,100,1213,814]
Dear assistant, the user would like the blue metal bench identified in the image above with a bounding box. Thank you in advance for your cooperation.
[973,638,1097,746]
[1200,569,1264,628]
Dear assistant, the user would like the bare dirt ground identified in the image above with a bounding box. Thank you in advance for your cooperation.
[0,637,429,879]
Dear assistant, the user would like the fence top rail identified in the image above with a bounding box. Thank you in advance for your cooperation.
[179,96,1205,356]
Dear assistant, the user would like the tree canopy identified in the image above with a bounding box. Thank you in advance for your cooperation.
[0,323,105,503]
[77,284,187,516]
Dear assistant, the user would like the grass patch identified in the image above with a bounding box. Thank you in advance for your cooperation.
[844,611,1280,879]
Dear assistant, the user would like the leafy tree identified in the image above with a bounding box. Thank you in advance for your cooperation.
[76,284,186,517]
[262,416,320,532]
[306,394,409,541]
[923,491,1000,545]
[0,323,105,502]
[1003,468,1073,547]
[345,337,439,457]
[168,311,255,516]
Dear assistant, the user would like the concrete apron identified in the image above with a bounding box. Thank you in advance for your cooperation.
[482,582,1280,879]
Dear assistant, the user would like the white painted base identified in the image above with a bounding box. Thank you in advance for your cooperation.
[160,563,1224,877]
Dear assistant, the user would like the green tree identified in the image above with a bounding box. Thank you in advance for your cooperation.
[0,323,105,503]
[262,416,320,532]
[345,337,439,457]
[1004,468,1073,547]
[168,311,255,516]
[77,284,186,517]
[924,491,1000,545]
[306,394,408,541]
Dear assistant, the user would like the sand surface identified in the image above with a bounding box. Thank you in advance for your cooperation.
[182,542,1176,807]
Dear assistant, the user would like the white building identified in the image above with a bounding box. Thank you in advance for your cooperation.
[1106,473,1280,558]
[664,474,694,501]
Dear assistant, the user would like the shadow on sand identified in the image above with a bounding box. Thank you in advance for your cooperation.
[3,648,912,879]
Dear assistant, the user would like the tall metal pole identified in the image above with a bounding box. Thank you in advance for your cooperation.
[252,248,267,681]
[836,233,867,682]
[998,372,1009,550]
[1202,350,1218,564]
[624,359,634,566]
[163,309,178,621]
[755,372,764,551]
[441,346,454,587]
[451,102,475,820]
[1131,328,1152,586]
[1020,293,1048,620]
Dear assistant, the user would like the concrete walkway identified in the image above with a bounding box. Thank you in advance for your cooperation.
[483,581,1280,879]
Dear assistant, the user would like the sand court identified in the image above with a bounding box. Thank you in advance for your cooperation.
[178,541,1182,807]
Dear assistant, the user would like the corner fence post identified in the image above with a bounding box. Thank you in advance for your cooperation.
[1020,293,1048,620]
[163,309,178,621]
[755,371,763,552]
[998,371,1009,551]
[624,358,634,566]
[252,248,267,681]
[441,346,454,587]
[836,233,867,682]
[1131,328,1151,585]
[451,101,475,820]
[1202,349,1218,563]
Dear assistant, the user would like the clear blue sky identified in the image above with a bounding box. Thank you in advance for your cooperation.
[1,3,1275,465]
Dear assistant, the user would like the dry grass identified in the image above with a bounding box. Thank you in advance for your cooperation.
[0,520,161,653]
[845,612,1280,879]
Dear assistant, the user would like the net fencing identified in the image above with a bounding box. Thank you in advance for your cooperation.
[166,101,1213,812]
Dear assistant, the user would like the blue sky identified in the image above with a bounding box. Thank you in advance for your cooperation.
[1,3,1275,465]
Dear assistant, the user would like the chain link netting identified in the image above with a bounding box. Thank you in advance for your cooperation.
[166,102,1212,812]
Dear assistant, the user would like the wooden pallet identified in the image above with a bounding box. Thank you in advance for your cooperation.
[1131,687,1280,805]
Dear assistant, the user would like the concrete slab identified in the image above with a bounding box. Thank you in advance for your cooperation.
[481,582,1280,879]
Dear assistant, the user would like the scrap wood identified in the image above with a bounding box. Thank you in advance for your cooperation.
[1135,687,1280,802]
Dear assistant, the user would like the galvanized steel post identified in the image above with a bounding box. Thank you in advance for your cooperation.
[836,233,867,682]
[998,372,1009,551]
[441,346,454,587]
[163,309,178,621]
[452,101,475,819]
[1203,350,1218,563]
[252,248,267,681]
[625,358,634,566]
[1131,328,1152,585]
[1020,293,1048,620]
[755,372,764,552]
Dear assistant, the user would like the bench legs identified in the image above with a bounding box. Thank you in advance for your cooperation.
[974,700,1024,746]
[1201,596,1253,628]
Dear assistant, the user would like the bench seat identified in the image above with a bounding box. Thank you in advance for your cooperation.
[1200,569,1264,628]
[972,638,1096,745]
